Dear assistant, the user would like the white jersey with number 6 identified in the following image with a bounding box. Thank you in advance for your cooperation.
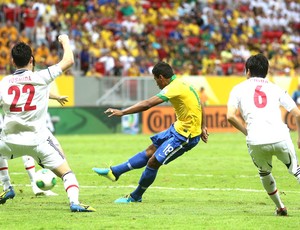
[0,65,62,145]
[227,77,297,145]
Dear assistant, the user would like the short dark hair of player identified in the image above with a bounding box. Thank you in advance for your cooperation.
[11,42,33,68]
[152,61,174,79]
[245,53,269,78]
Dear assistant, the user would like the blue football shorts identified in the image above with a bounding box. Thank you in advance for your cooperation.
[150,124,200,165]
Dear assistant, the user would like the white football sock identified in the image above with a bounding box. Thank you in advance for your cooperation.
[22,155,36,183]
[62,171,79,204]
[0,158,12,190]
[260,173,284,208]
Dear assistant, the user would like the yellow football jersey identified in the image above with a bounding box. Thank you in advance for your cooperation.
[156,75,202,138]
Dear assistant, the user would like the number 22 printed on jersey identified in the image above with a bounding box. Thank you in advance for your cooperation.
[8,84,37,112]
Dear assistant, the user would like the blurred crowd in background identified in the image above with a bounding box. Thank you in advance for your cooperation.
[0,0,300,77]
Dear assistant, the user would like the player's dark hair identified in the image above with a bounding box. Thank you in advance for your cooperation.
[152,61,174,79]
[11,42,32,68]
[245,53,269,78]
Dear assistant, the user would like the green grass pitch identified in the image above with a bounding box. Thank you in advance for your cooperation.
[1,132,300,229]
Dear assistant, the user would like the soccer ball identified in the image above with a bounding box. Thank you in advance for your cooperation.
[35,169,57,191]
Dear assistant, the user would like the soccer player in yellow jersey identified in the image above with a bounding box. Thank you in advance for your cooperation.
[93,61,209,203]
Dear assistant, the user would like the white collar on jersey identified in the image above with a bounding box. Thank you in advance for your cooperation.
[13,69,29,75]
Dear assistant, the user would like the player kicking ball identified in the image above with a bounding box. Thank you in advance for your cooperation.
[93,61,208,203]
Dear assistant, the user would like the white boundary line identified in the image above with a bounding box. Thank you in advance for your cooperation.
[9,184,300,194]
[10,172,290,179]
[8,172,299,194]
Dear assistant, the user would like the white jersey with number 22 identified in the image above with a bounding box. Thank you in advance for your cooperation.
[0,65,62,145]
[227,77,297,145]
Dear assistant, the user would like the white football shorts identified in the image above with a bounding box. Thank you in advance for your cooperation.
[0,131,66,170]
[247,139,299,175]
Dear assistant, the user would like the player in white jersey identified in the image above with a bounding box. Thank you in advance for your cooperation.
[227,53,300,216]
[0,35,95,212]
[0,94,67,197]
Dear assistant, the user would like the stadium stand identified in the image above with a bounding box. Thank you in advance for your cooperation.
[0,0,299,77]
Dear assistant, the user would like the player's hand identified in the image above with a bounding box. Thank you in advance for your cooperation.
[55,96,68,106]
[200,127,209,143]
[104,108,123,117]
[58,34,69,43]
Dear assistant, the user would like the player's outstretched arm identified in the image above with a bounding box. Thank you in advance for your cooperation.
[57,34,74,72]
[105,96,164,117]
